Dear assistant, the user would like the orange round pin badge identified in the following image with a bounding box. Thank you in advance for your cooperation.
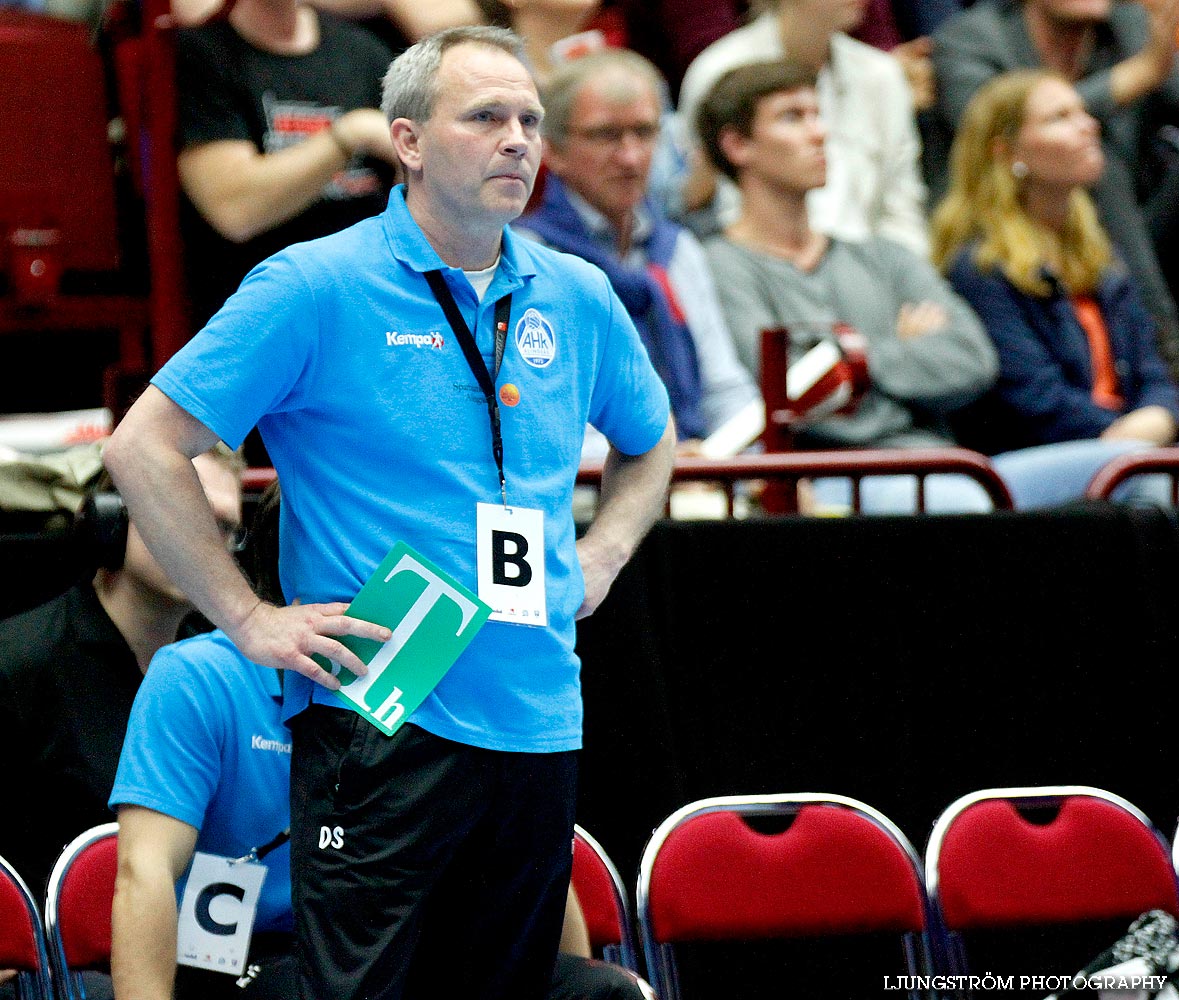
[499,383,521,407]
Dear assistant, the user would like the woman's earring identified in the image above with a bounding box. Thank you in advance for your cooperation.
[1011,160,1029,179]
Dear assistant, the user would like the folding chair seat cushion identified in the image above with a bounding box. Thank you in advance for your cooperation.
[55,831,117,970]
[0,858,48,998]
[0,871,41,971]
[936,798,1179,930]
[572,831,626,951]
[646,805,927,942]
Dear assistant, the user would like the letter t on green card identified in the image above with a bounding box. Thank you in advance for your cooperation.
[328,542,491,736]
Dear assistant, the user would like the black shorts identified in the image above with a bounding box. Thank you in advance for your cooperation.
[289,708,578,1000]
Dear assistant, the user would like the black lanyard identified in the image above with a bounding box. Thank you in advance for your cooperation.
[230,827,290,865]
[424,269,513,506]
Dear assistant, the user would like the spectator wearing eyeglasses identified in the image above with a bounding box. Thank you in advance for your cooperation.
[515,47,760,458]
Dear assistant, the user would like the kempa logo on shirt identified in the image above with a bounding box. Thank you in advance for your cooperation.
[515,308,555,368]
[251,734,292,754]
[386,330,445,349]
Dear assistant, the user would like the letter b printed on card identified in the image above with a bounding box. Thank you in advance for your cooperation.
[476,503,547,625]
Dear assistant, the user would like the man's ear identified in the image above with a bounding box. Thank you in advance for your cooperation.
[541,137,568,178]
[391,118,422,172]
[717,123,750,174]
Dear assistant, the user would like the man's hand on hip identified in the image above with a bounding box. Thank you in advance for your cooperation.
[231,601,391,690]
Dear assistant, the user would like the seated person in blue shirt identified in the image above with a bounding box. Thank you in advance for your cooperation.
[0,443,243,916]
[109,480,296,1000]
[514,47,760,459]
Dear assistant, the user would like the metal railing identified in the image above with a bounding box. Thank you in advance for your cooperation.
[244,447,1014,517]
[576,448,1014,516]
[1084,447,1179,504]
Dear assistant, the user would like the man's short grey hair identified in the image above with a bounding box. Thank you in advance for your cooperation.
[541,48,667,147]
[380,25,530,123]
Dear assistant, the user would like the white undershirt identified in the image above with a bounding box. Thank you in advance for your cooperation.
[464,255,501,302]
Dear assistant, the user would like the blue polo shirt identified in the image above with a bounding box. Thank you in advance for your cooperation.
[152,186,669,752]
[109,631,293,933]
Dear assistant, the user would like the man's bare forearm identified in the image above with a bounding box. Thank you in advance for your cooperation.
[179,110,395,245]
[1110,0,1179,107]
[103,387,263,635]
[104,388,390,685]
[576,417,675,618]
[111,810,197,1000]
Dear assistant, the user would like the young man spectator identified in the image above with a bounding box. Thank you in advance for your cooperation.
[699,61,993,449]
[515,48,759,456]
[102,24,674,1000]
[0,444,243,901]
[698,60,1002,511]
[676,0,930,258]
[176,0,402,327]
[929,0,1179,373]
[699,58,1170,511]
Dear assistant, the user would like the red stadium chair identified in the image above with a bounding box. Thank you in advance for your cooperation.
[44,823,118,1000]
[0,852,52,999]
[571,825,657,997]
[572,824,639,971]
[926,786,1179,995]
[104,0,193,373]
[753,324,1012,513]
[0,11,122,279]
[574,322,1013,517]
[637,793,933,999]
[0,10,150,391]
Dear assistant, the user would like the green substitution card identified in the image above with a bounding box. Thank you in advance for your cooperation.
[319,541,491,737]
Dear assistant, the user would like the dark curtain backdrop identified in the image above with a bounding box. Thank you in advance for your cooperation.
[575,502,1179,888]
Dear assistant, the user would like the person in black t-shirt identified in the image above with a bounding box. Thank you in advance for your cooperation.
[176,0,402,327]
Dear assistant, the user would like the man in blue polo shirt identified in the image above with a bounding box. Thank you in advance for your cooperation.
[108,482,656,1000]
[102,23,674,1000]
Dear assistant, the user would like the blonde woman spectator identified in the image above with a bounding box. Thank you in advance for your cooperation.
[933,70,1179,484]
[929,0,1179,373]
